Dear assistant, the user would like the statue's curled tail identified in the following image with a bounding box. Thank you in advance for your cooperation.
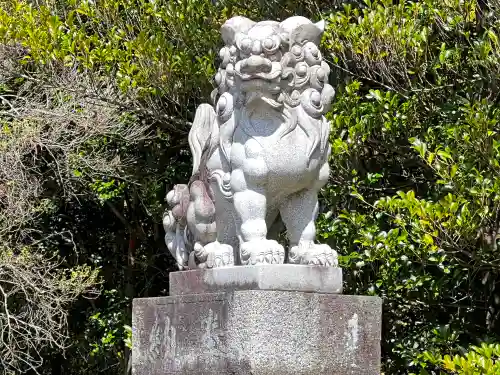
[163,104,221,269]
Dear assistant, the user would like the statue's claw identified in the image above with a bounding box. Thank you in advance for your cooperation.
[289,243,338,267]
[240,239,285,265]
[194,241,234,269]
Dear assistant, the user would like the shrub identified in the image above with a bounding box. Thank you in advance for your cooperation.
[1,0,500,373]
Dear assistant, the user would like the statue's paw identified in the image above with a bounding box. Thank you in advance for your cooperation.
[289,243,338,267]
[194,241,234,269]
[240,239,285,265]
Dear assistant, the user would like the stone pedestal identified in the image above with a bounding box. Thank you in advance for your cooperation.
[132,266,382,375]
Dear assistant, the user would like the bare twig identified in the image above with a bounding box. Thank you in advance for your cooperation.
[0,251,99,374]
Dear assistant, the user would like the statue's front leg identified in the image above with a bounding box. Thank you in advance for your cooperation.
[232,185,285,265]
[231,142,285,265]
[280,188,338,266]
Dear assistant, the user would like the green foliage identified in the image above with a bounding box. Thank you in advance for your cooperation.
[0,0,218,99]
[89,178,126,203]
[317,0,500,373]
[1,0,500,374]
[417,343,500,374]
[87,290,130,360]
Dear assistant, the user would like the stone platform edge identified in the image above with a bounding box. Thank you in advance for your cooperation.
[168,264,343,296]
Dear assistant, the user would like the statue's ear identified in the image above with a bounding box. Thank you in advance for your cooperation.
[315,20,325,33]
[221,16,256,45]
[290,21,325,46]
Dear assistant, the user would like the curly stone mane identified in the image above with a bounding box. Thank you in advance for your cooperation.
[212,16,335,162]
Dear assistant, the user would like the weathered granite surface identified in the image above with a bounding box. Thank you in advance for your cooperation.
[163,15,338,269]
[169,265,343,295]
[132,291,381,375]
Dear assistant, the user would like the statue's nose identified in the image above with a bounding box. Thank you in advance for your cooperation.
[239,55,272,74]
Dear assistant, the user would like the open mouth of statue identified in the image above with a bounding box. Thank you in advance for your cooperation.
[234,57,282,81]
[235,69,282,81]
[238,79,282,96]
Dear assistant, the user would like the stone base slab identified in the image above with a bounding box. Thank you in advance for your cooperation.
[169,265,343,296]
[132,290,381,375]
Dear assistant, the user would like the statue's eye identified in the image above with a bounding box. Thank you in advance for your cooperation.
[263,38,274,50]
[239,38,252,54]
[262,35,280,54]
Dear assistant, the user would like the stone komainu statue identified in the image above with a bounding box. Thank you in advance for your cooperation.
[163,16,338,269]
